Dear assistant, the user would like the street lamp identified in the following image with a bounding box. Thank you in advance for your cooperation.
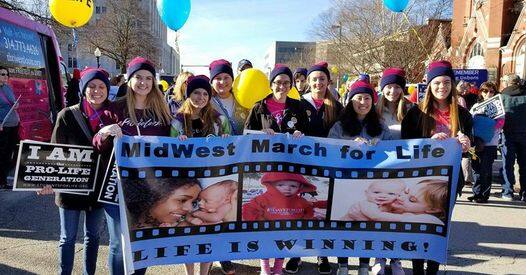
[331,23,342,88]
[94,47,101,68]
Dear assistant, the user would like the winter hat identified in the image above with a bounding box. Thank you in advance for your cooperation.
[307,61,331,81]
[269,64,293,84]
[358,73,370,83]
[380,68,406,91]
[79,67,110,96]
[237,59,253,71]
[186,75,212,98]
[426,60,455,85]
[348,80,374,99]
[209,59,234,81]
[293,67,308,78]
[261,172,317,193]
[126,56,156,79]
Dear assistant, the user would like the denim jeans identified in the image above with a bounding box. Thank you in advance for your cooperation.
[59,207,104,275]
[103,204,124,275]
[472,146,498,199]
[501,132,526,197]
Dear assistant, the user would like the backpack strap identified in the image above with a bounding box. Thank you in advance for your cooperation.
[70,105,93,140]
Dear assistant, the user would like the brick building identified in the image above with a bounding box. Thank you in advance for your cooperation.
[451,0,525,86]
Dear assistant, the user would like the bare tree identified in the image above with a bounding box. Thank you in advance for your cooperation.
[312,0,453,82]
[80,0,161,73]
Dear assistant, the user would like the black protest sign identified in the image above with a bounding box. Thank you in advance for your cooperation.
[13,141,100,191]
[97,149,119,205]
[470,94,505,119]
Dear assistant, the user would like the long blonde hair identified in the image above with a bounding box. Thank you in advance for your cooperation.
[176,98,223,137]
[125,79,172,126]
[418,80,459,137]
[172,71,194,102]
[376,89,410,122]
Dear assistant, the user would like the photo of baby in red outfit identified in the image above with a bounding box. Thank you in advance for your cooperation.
[242,172,328,221]
[331,176,449,225]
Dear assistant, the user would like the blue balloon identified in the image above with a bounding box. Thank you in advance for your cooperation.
[383,0,409,12]
[157,0,191,31]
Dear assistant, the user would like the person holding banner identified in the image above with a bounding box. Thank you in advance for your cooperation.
[209,59,249,136]
[94,57,172,275]
[38,68,112,275]
[468,82,503,203]
[245,64,307,136]
[376,68,413,140]
[0,66,19,189]
[285,62,342,275]
[328,80,393,275]
[300,62,343,138]
[171,75,231,139]
[401,60,473,275]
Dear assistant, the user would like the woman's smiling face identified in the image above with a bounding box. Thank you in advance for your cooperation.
[149,185,201,224]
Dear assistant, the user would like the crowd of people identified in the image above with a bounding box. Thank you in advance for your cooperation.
[0,55,525,275]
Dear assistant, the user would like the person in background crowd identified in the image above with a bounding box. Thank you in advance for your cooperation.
[293,67,308,95]
[66,68,81,106]
[469,82,503,203]
[38,68,112,275]
[237,59,253,74]
[455,81,475,187]
[209,59,249,136]
[457,80,478,110]
[245,64,307,136]
[401,60,472,275]
[376,68,412,140]
[109,74,126,101]
[286,61,343,275]
[0,66,19,189]
[500,74,526,202]
[167,71,194,116]
[328,80,394,275]
[94,57,172,275]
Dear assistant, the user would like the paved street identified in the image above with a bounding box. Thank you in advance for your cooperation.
[1,180,525,275]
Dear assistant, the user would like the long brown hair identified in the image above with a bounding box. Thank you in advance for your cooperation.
[376,89,410,122]
[177,98,223,137]
[125,79,172,126]
[418,79,459,137]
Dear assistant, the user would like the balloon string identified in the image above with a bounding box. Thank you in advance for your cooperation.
[402,12,432,61]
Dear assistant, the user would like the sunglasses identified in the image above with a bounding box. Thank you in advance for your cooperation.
[0,73,7,76]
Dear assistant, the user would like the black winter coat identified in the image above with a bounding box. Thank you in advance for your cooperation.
[245,95,308,134]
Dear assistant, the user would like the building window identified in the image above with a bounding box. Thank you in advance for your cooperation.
[67,43,73,52]
[101,6,107,13]
[96,6,101,14]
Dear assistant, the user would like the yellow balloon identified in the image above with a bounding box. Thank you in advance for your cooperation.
[49,0,94,28]
[288,87,300,100]
[160,80,169,92]
[330,66,339,74]
[233,68,270,109]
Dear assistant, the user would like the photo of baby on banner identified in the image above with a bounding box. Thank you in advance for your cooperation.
[122,174,238,230]
[242,172,329,221]
[331,176,449,225]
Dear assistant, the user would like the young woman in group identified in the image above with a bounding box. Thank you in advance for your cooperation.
[328,80,393,275]
[401,60,472,275]
[245,64,307,136]
[244,64,307,275]
[209,59,249,136]
[37,68,112,275]
[283,62,343,275]
[94,57,172,275]
[170,75,231,275]
[469,81,502,203]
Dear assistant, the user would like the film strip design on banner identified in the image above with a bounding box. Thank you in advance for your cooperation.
[120,162,453,242]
